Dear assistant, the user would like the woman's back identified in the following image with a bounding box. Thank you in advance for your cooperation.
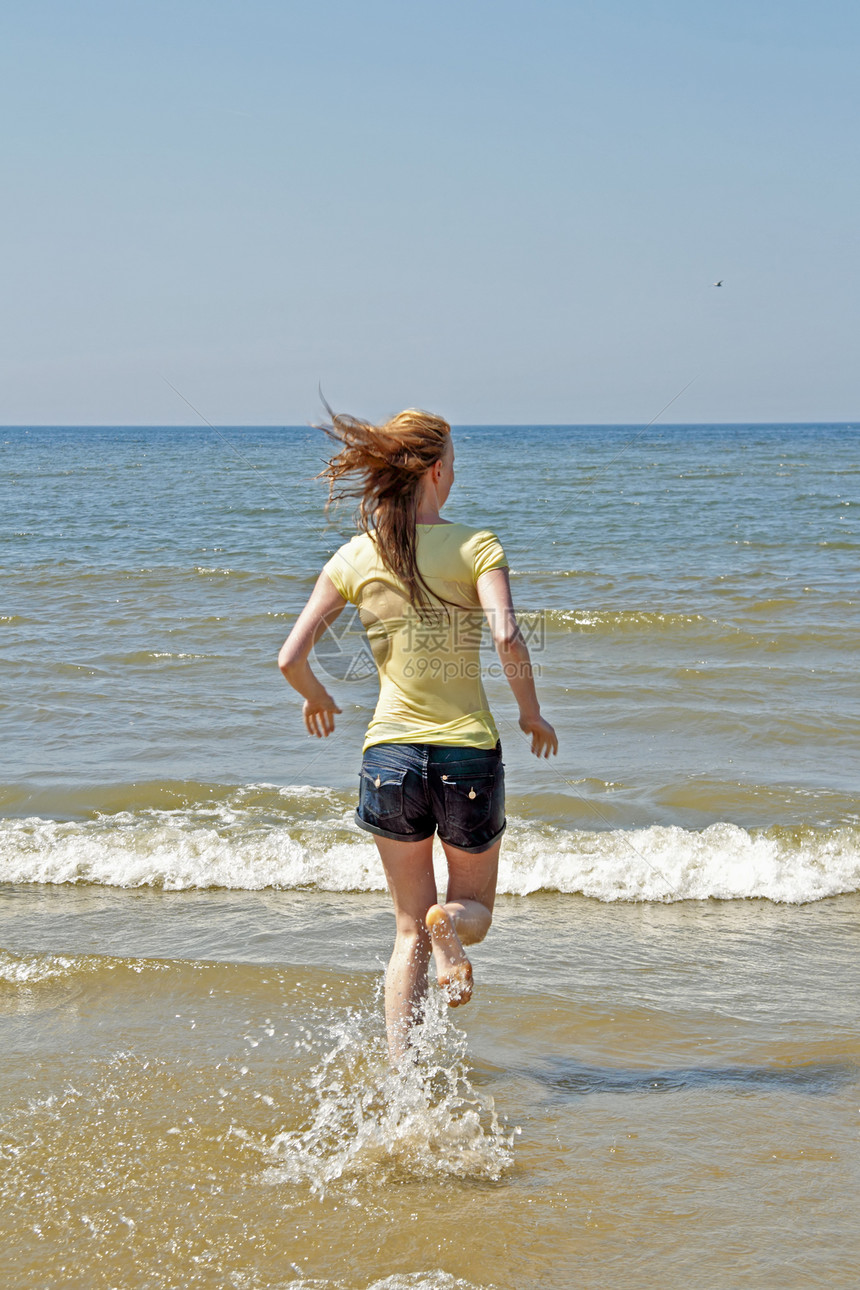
[325,523,508,750]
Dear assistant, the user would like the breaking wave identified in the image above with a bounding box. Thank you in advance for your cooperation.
[0,783,858,903]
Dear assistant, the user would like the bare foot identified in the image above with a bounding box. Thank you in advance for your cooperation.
[425,904,473,1007]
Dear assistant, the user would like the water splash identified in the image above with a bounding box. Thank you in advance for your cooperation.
[263,997,517,1193]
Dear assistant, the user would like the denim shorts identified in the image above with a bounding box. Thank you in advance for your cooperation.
[356,742,506,854]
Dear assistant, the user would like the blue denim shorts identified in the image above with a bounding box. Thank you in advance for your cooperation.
[356,742,506,854]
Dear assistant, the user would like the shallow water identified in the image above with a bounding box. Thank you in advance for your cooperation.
[3,423,859,830]
[2,423,859,1287]
[2,887,858,1289]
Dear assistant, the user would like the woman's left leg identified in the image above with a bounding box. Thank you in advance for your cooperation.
[375,834,439,1061]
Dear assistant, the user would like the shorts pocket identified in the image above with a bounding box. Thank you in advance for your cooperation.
[359,766,408,821]
[439,769,497,831]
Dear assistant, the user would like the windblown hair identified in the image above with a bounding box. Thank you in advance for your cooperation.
[319,405,451,615]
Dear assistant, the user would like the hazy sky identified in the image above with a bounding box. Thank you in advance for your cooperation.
[1,0,857,425]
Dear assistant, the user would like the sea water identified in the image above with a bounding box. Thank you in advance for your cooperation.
[1,423,858,1288]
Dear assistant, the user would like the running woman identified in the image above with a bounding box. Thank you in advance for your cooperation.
[278,408,557,1060]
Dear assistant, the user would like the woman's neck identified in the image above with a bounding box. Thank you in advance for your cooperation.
[414,477,445,524]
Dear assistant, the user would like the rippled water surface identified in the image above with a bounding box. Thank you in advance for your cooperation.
[1,423,859,1287]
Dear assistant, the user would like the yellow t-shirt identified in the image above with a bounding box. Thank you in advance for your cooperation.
[323,523,509,751]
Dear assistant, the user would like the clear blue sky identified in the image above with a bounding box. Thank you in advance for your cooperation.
[1,0,857,424]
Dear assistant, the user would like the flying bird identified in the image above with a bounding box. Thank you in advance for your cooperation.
[711,280,723,287]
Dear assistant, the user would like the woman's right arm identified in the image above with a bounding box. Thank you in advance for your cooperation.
[278,570,347,737]
[476,567,558,758]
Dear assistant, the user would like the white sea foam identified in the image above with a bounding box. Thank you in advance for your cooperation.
[498,818,860,903]
[0,806,378,892]
[0,797,858,903]
[286,1272,493,1290]
[364,1278,491,1290]
[0,949,77,985]
[362,1278,492,1290]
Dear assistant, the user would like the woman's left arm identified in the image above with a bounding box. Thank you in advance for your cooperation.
[278,571,347,737]
[477,566,558,757]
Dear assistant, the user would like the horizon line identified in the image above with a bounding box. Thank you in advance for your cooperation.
[2,419,857,430]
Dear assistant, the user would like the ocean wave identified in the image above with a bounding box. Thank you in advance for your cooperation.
[499,818,860,903]
[105,650,213,664]
[0,790,857,903]
[7,562,301,588]
[509,568,600,578]
[522,609,708,632]
[517,607,856,653]
[284,1276,492,1290]
[0,948,79,985]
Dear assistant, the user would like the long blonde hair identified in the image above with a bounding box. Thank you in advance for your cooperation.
[319,405,451,614]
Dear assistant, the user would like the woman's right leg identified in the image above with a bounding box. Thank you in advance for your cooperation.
[375,834,439,1061]
[426,836,502,1006]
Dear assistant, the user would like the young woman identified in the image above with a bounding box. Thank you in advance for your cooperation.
[278,408,557,1060]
